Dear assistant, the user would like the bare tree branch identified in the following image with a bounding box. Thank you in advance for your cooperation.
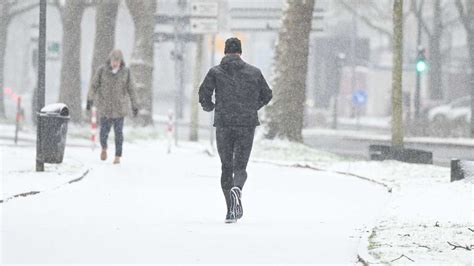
[5,0,20,11]
[339,0,393,39]
[7,3,39,20]
[447,241,471,251]
[455,0,471,31]
[413,242,431,250]
[390,254,414,262]
[411,0,434,39]
[444,16,461,29]
[413,0,462,40]
[369,2,392,20]
[420,17,433,38]
[52,0,64,15]
[83,0,98,8]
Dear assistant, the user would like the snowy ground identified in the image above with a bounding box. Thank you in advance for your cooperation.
[252,139,473,264]
[1,145,89,202]
[1,123,473,264]
[1,128,389,264]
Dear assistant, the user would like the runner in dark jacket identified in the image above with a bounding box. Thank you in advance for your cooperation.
[199,37,272,223]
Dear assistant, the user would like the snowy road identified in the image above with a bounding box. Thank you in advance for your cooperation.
[2,141,389,264]
[305,132,474,166]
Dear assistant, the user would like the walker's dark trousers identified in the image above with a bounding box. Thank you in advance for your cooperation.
[100,117,124,157]
[216,126,256,191]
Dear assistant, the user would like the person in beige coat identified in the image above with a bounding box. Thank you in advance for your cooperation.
[86,49,139,164]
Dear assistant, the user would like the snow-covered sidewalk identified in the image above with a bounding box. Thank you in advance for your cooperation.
[251,139,473,264]
[1,145,89,203]
[1,138,388,264]
[2,123,472,264]
[333,161,473,265]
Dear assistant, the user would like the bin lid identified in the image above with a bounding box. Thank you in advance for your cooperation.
[40,103,69,116]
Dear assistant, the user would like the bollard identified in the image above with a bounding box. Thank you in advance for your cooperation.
[90,106,97,149]
[14,96,22,144]
[451,159,464,182]
[368,144,432,164]
[167,110,174,154]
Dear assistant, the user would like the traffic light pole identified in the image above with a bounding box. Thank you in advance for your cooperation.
[209,34,216,150]
[414,10,422,124]
[173,0,187,146]
[332,53,345,130]
[36,0,46,172]
[331,66,341,130]
[415,61,421,120]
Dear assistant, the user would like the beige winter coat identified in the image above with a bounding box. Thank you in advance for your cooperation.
[87,63,138,118]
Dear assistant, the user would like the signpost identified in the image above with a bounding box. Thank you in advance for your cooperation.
[352,90,368,130]
[352,90,368,106]
[190,18,219,34]
[156,0,220,147]
[36,0,46,172]
[154,1,324,144]
[190,1,219,151]
[190,1,218,16]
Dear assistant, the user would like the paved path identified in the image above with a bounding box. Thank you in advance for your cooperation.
[1,141,389,264]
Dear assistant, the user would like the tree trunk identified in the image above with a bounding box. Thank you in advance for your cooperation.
[391,0,404,147]
[126,0,156,126]
[469,31,474,137]
[58,1,87,123]
[455,0,474,137]
[91,0,119,76]
[0,2,9,118]
[190,35,204,141]
[428,0,443,100]
[266,0,315,142]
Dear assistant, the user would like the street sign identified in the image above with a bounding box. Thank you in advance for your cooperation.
[352,90,368,106]
[189,18,218,34]
[190,1,218,17]
[154,32,198,43]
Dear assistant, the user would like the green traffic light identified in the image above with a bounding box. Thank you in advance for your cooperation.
[416,60,427,73]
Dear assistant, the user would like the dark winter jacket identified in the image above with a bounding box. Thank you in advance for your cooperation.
[199,54,273,127]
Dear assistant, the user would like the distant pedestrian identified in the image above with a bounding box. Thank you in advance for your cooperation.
[199,37,273,223]
[86,49,139,164]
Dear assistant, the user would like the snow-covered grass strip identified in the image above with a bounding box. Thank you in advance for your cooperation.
[1,144,90,203]
[251,137,472,264]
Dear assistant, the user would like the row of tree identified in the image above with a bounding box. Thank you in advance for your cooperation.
[1,0,472,139]
[266,0,474,141]
[0,1,39,119]
[56,0,155,124]
[0,0,156,124]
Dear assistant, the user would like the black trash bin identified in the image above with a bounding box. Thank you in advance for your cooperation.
[37,103,70,164]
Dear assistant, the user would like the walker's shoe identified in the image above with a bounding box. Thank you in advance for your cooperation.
[225,211,237,223]
[231,187,243,219]
[113,156,121,164]
[100,149,107,161]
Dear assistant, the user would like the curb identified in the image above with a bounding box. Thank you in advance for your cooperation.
[345,136,474,149]
[0,168,90,204]
[304,130,474,149]
[252,159,393,193]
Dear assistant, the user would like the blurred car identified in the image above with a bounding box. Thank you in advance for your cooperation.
[427,96,470,136]
[450,103,472,137]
